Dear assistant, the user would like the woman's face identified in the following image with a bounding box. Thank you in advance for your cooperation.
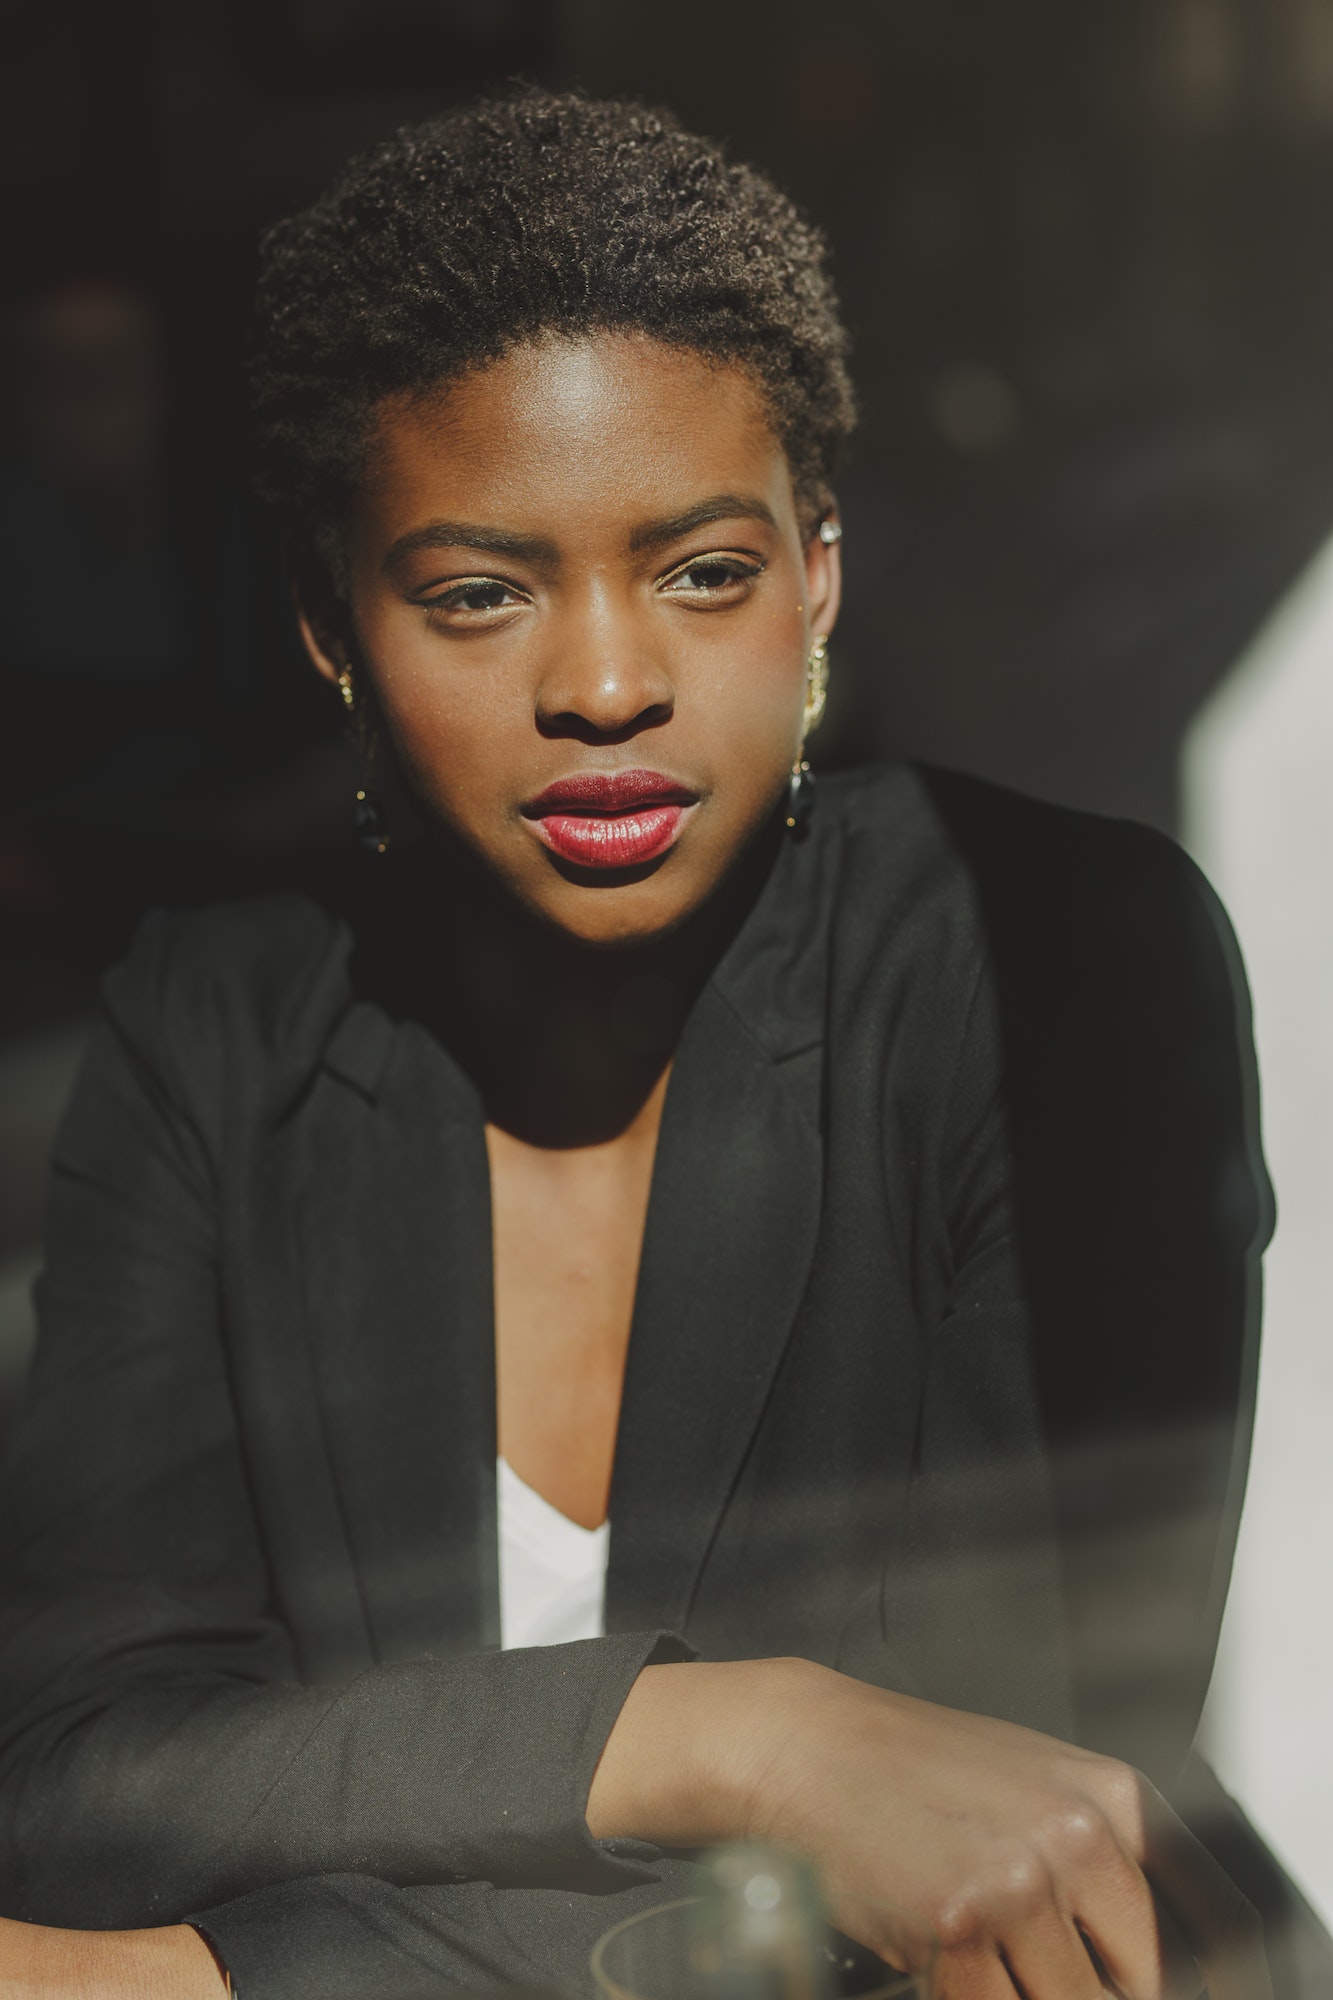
[302,332,840,948]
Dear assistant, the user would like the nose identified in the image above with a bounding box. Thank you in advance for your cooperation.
[534,619,675,743]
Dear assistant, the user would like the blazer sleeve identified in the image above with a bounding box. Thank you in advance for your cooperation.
[0,919,687,1928]
[925,792,1272,1785]
[187,1858,703,2000]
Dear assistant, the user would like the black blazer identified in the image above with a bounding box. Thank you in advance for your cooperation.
[0,765,1277,1998]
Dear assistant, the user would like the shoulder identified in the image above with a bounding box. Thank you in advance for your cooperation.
[817,760,1231,986]
[821,759,1205,897]
[809,764,1257,1154]
[99,890,356,1121]
[105,890,351,1042]
[837,765,1266,1212]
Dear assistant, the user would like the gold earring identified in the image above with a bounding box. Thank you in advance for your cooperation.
[803,633,830,739]
[337,667,356,713]
[785,636,829,837]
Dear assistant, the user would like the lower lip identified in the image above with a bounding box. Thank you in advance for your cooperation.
[533,804,687,868]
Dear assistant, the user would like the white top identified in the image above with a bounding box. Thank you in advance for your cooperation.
[496,1456,609,1649]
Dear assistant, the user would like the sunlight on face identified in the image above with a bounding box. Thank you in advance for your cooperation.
[325,333,840,947]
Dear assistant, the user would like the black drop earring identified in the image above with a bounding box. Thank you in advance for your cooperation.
[337,668,391,855]
[353,786,390,857]
[785,757,816,837]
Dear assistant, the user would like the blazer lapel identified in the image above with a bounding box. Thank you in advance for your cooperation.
[605,978,824,1636]
[297,1005,500,1664]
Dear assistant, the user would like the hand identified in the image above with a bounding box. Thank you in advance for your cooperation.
[0,1918,225,1997]
[588,1658,1270,2000]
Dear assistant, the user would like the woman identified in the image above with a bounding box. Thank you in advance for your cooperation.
[0,90,1281,1999]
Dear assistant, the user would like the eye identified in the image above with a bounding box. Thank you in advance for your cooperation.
[419,577,530,626]
[659,554,765,602]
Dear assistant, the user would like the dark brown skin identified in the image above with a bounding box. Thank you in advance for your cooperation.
[7,335,1266,2000]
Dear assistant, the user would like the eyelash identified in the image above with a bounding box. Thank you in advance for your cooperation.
[424,579,524,621]
[418,553,765,628]
[659,555,765,598]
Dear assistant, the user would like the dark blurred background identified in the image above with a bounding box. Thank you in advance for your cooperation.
[6,0,1333,1027]
[4,0,1333,1390]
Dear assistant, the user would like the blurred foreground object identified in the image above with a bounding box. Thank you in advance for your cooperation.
[1186,528,1333,1931]
[592,1848,923,2000]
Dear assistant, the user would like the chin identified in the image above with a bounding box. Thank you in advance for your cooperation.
[543,895,702,953]
[528,867,716,952]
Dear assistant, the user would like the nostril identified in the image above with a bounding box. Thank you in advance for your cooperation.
[537,698,673,746]
[535,652,675,734]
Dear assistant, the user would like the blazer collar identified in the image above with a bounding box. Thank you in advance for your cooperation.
[321,1001,398,1101]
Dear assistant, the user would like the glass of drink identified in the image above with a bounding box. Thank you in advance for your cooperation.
[591,1849,929,2000]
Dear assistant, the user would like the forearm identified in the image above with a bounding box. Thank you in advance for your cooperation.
[190,1867,707,2000]
[0,1920,222,1999]
[4,1631,681,1926]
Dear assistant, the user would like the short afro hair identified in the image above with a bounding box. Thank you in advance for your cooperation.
[250,87,856,581]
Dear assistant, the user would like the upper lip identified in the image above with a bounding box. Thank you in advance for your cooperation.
[523,769,698,816]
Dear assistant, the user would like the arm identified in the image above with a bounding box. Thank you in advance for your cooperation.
[0,918,681,1926]
[0,1664,1266,2000]
[581,823,1267,2000]
[0,1921,221,1999]
[920,776,1273,1783]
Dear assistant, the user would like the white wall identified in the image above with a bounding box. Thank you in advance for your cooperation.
[1184,534,1333,1927]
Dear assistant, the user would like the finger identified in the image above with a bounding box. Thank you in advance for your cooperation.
[934,1944,1027,2000]
[1140,1791,1272,2000]
[1074,1847,1203,2000]
[1001,1906,1106,2000]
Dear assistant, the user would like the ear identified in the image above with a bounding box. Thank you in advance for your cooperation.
[802,501,843,641]
[290,555,351,690]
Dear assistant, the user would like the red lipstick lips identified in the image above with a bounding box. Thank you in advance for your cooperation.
[524,769,697,869]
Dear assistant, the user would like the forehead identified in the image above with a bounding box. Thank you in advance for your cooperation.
[356,333,792,539]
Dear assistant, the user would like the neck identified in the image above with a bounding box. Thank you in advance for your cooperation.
[436,828,777,1149]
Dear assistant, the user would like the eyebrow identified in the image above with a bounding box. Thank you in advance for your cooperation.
[382,521,560,574]
[382,493,778,575]
[627,493,778,553]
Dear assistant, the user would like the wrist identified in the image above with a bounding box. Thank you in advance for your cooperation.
[0,1918,227,1998]
[587,1654,832,1849]
[99,1925,227,1999]
[721,1655,841,1846]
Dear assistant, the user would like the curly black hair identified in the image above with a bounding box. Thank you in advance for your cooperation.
[251,87,856,582]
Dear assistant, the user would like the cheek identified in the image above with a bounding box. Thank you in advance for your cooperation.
[694,612,808,782]
[357,618,526,805]
[704,670,802,776]
[388,687,532,825]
